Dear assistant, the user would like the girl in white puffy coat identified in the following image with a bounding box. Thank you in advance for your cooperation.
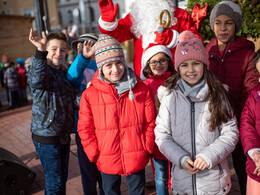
[154,31,239,195]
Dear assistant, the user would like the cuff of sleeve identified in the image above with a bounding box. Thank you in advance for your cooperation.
[99,16,118,31]
[180,155,189,168]
[35,49,48,59]
[248,148,260,161]
[167,30,179,49]
[79,53,91,61]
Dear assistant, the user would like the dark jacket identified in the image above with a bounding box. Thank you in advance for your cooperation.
[240,85,260,183]
[27,50,76,144]
[206,36,259,122]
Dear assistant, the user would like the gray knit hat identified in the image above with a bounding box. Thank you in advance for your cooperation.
[210,1,242,33]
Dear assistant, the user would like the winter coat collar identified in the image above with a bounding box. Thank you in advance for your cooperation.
[148,71,171,81]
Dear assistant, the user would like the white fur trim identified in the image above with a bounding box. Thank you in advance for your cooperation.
[140,45,173,80]
[167,30,179,49]
[98,17,118,31]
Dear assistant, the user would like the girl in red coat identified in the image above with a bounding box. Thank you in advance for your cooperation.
[141,43,175,195]
[240,49,260,195]
[78,34,156,195]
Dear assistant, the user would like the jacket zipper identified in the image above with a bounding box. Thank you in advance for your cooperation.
[187,98,197,195]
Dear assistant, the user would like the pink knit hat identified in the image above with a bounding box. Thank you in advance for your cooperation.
[174,31,209,71]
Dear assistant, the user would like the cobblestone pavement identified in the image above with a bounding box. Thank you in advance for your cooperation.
[0,104,242,194]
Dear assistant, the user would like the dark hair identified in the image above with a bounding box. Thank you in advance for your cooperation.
[253,49,260,69]
[47,31,67,45]
[142,53,176,78]
[163,64,233,131]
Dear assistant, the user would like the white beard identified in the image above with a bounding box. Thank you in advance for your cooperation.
[129,0,176,49]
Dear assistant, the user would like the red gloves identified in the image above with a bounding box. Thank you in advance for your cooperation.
[99,0,118,22]
[154,28,173,45]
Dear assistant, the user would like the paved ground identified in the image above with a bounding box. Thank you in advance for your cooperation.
[0,90,242,194]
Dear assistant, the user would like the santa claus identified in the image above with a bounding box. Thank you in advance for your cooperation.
[98,0,202,79]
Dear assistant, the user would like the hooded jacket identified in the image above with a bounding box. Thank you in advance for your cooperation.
[27,50,77,144]
[240,85,260,183]
[206,36,258,121]
[155,81,239,195]
[78,69,156,175]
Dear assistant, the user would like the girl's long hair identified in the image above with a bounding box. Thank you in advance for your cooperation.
[163,64,233,131]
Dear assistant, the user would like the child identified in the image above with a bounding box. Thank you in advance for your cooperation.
[77,34,156,195]
[206,2,259,193]
[28,28,77,194]
[141,43,175,194]
[240,49,260,195]
[67,33,104,195]
[154,31,239,194]
[16,57,28,105]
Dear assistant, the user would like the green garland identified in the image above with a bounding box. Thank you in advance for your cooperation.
[186,0,260,41]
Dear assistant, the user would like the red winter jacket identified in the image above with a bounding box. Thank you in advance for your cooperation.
[240,85,260,183]
[78,72,156,175]
[144,72,171,160]
[99,7,201,78]
[206,36,259,122]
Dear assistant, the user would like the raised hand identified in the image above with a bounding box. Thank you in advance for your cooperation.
[194,156,208,171]
[28,28,47,51]
[154,28,173,46]
[82,40,95,59]
[253,150,260,176]
[99,0,118,22]
[183,158,199,175]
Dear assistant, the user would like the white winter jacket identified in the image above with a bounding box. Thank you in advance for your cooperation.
[155,83,239,195]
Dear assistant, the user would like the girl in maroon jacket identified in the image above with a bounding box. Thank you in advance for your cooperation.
[141,43,175,194]
[78,34,156,195]
[240,50,260,195]
[205,2,259,194]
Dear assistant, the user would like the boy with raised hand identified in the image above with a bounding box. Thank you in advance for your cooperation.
[28,28,77,194]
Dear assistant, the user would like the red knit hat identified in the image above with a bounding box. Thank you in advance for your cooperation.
[174,31,209,71]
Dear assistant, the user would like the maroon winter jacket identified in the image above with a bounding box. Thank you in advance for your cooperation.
[240,85,260,183]
[206,36,259,122]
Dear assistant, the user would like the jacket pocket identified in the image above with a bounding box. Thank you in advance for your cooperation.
[41,108,55,128]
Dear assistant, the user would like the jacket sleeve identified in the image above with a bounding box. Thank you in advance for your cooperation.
[241,50,259,110]
[77,90,99,162]
[240,89,260,156]
[196,115,239,169]
[67,53,91,87]
[27,50,48,90]
[155,96,189,168]
[143,88,156,155]
[99,13,134,43]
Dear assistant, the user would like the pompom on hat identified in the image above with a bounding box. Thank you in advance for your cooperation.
[210,1,242,33]
[140,43,173,80]
[93,34,125,69]
[71,33,99,52]
[174,30,209,71]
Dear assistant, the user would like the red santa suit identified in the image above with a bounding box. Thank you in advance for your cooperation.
[99,3,202,79]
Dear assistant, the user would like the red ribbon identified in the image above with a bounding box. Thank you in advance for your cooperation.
[191,3,208,29]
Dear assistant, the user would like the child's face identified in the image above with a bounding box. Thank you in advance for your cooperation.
[149,52,169,76]
[213,15,235,50]
[256,60,260,73]
[102,60,125,82]
[179,60,204,87]
[46,39,67,66]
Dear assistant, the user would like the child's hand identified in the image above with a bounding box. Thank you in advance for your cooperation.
[28,28,47,51]
[82,40,95,59]
[183,158,199,175]
[253,150,260,176]
[86,81,92,88]
[194,157,208,171]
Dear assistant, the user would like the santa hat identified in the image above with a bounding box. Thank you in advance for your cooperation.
[174,31,209,71]
[210,1,242,33]
[140,43,173,80]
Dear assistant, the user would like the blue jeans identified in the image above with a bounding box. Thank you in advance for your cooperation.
[153,158,169,195]
[33,140,70,195]
[101,169,145,195]
[75,133,104,195]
